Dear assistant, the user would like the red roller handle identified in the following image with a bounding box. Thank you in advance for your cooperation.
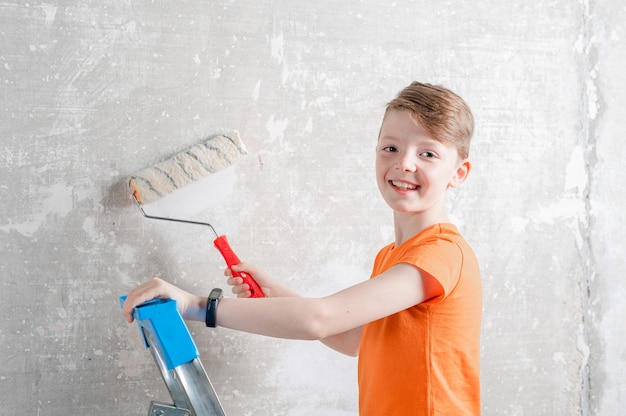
[213,235,264,298]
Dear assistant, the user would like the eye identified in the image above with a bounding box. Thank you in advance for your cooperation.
[420,151,436,158]
[381,145,398,152]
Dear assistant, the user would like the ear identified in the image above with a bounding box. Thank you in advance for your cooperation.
[448,159,471,188]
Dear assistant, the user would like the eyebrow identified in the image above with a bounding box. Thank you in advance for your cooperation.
[379,134,444,148]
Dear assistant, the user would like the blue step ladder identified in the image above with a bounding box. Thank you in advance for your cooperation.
[121,296,227,416]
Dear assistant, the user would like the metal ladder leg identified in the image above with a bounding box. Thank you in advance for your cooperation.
[121,296,227,416]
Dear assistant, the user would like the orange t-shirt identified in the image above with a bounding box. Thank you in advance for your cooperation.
[358,223,481,415]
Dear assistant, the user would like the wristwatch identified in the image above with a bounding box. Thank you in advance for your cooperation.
[205,288,223,328]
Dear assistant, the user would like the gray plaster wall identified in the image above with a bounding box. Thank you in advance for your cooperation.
[1,1,624,415]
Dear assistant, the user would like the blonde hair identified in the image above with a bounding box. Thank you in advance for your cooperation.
[385,82,474,159]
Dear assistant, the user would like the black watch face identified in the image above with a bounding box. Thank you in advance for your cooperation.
[210,288,222,299]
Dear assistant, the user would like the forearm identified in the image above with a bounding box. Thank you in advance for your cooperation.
[216,274,396,341]
[269,285,300,298]
[216,297,330,340]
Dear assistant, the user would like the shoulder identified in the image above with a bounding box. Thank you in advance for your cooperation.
[402,224,470,259]
[398,224,479,295]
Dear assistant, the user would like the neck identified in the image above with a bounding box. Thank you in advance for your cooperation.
[393,209,450,247]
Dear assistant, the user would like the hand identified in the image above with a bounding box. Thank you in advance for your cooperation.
[226,262,296,298]
[225,262,270,298]
[121,277,204,323]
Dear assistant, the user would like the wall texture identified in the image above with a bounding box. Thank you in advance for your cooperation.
[1,1,624,415]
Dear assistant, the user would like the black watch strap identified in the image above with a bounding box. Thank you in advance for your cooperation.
[205,288,223,328]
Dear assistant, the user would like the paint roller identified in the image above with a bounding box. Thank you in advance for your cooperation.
[129,130,264,298]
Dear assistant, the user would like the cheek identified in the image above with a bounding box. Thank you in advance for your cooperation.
[375,160,388,185]
[374,158,384,176]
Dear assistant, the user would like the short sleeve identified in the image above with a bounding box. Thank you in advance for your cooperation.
[397,238,463,302]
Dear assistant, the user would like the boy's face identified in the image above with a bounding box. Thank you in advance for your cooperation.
[375,109,470,216]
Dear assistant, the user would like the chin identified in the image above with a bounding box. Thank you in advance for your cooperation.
[389,202,423,214]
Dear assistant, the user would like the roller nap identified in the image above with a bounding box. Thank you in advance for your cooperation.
[129,131,247,205]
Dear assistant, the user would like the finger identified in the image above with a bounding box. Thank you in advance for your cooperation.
[230,263,250,273]
[231,283,245,294]
[237,289,251,298]
[122,278,163,322]
[231,282,250,294]
[233,284,251,298]
[121,292,151,322]
[227,276,243,286]
[123,309,134,323]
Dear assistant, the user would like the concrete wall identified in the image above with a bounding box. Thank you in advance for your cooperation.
[1,1,624,414]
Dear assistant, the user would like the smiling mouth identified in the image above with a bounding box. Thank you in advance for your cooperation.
[390,180,419,190]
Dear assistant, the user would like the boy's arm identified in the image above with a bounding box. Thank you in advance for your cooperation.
[122,264,442,346]
[228,263,361,356]
[321,326,362,357]
[215,263,442,340]
[227,263,362,356]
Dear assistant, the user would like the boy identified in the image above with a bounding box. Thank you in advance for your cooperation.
[122,81,481,415]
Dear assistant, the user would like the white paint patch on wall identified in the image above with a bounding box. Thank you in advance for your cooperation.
[270,32,285,64]
[586,73,600,120]
[265,341,357,415]
[270,32,290,84]
[252,79,262,101]
[587,2,626,412]
[0,182,73,237]
[81,216,104,245]
[138,164,239,219]
[265,115,290,151]
[564,145,587,197]
[532,197,585,226]
[39,3,57,26]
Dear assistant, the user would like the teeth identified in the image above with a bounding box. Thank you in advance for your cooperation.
[391,181,417,190]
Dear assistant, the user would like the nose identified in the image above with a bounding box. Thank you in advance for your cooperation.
[397,151,417,172]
